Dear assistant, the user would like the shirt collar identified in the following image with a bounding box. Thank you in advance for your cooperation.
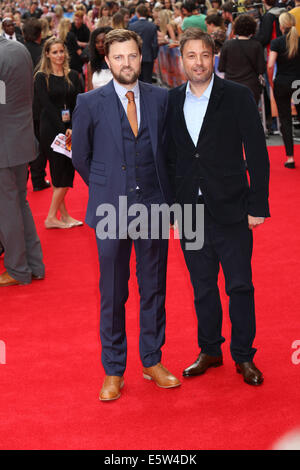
[186,73,214,100]
[4,32,16,40]
[113,79,140,101]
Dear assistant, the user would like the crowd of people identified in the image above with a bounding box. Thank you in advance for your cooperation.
[1,0,300,168]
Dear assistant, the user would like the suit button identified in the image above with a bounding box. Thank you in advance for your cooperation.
[194,153,200,158]
[122,165,126,170]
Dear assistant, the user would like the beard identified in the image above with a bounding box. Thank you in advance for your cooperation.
[110,65,141,85]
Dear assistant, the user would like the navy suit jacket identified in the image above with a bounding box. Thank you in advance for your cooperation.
[72,80,172,228]
[129,19,158,63]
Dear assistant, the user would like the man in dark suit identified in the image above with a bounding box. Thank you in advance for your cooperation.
[128,4,158,83]
[166,29,270,386]
[21,1,42,20]
[23,18,50,192]
[1,18,24,43]
[23,18,42,69]
[72,29,180,401]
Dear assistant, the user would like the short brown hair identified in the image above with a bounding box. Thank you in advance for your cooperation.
[104,29,143,56]
[136,4,148,17]
[179,28,215,55]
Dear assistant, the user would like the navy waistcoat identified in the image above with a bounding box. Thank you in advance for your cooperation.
[118,94,163,207]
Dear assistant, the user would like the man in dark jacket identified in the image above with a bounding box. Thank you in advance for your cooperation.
[255,0,286,51]
[23,18,42,69]
[129,4,158,83]
[2,18,24,43]
[23,18,50,192]
[166,29,270,387]
[22,1,42,20]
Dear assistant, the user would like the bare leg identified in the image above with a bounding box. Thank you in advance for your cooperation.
[60,200,83,227]
[45,186,70,229]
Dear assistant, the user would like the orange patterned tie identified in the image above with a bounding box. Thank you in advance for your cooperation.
[125,91,138,137]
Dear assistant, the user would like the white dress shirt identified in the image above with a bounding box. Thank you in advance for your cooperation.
[3,32,17,41]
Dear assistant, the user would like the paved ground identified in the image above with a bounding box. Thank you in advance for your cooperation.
[267,130,300,147]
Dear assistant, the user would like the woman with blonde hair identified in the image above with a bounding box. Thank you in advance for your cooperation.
[156,9,176,45]
[40,17,52,44]
[268,12,300,169]
[53,5,64,35]
[173,2,183,27]
[34,37,82,228]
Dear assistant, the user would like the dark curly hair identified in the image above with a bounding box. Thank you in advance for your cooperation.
[89,26,112,73]
[233,14,257,37]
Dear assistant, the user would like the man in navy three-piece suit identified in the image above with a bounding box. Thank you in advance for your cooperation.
[72,29,181,401]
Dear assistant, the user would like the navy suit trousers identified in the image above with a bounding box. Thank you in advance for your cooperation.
[96,233,168,376]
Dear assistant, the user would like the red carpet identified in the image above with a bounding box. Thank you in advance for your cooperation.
[1,145,300,450]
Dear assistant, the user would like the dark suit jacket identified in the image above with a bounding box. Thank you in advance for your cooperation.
[2,33,24,44]
[166,75,270,224]
[72,79,172,228]
[0,37,35,168]
[129,19,158,63]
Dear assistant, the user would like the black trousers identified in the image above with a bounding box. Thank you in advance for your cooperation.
[139,61,154,84]
[274,79,300,157]
[181,203,256,364]
[29,120,47,188]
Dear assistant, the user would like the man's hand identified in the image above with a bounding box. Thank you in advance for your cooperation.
[248,215,265,230]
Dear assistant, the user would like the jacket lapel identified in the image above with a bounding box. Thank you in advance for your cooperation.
[196,75,224,147]
[139,81,158,158]
[174,83,197,151]
[100,80,124,158]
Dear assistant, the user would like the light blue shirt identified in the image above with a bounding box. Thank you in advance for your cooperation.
[113,79,141,129]
[183,74,214,147]
[183,74,214,195]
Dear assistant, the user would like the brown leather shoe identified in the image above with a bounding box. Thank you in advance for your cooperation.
[99,376,124,401]
[236,362,264,386]
[183,352,223,377]
[143,363,181,388]
[0,271,25,287]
